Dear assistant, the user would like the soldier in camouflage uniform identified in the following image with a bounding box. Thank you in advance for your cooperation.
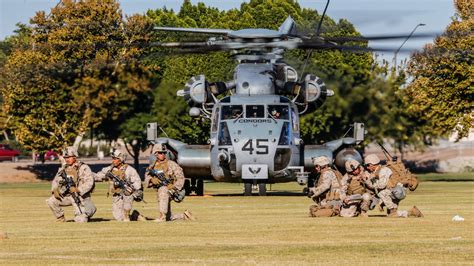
[46,147,96,222]
[308,156,342,217]
[363,154,408,218]
[95,150,145,222]
[339,159,372,217]
[144,144,194,222]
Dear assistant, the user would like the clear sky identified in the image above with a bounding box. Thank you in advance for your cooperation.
[0,0,456,63]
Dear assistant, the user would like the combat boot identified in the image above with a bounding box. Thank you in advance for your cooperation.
[184,210,196,221]
[136,214,147,222]
[130,210,147,221]
[123,210,130,222]
[408,206,424,218]
[154,213,166,223]
[387,208,399,218]
[56,215,66,222]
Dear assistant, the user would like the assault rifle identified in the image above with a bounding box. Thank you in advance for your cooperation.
[147,169,172,188]
[147,169,185,203]
[58,170,83,214]
[106,171,134,196]
[105,171,144,202]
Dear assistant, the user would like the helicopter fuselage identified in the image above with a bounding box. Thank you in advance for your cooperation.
[210,94,301,183]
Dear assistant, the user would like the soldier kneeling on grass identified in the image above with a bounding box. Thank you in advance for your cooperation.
[308,156,342,217]
[363,154,423,218]
[46,147,96,222]
[339,159,372,218]
[144,144,194,222]
[95,150,146,222]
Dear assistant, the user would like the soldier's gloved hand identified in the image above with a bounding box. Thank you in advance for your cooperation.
[307,188,315,198]
[69,186,78,193]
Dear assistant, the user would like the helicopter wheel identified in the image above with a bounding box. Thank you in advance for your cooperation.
[258,182,267,196]
[244,182,252,196]
[196,178,204,196]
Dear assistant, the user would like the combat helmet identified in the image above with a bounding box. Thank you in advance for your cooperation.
[312,156,330,167]
[112,150,127,162]
[364,154,381,165]
[62,146,78,158]
[152,143,167,154]
[345,159,360,172]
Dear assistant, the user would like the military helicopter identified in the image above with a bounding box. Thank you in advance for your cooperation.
[145,13,417,196]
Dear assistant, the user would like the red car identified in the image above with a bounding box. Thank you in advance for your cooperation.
[45,150,59,161]
[0,144,21,162]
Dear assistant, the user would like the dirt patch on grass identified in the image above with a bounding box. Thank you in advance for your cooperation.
[0,162,43,183]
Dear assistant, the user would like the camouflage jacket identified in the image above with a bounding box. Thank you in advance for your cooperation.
[145,159,185,190]
[364,165,392,191]
[51,162,94,197]
[311,168,341,199]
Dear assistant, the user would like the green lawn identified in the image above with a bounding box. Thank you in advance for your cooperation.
[417,172,474,182]
[0,180,473,264]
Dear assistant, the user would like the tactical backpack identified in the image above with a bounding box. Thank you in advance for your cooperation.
[309,204,339,217]
[386,160,419,191]
[378,143,419,191]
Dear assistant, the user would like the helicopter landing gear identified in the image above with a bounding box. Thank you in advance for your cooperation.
[244,181,252,196]
[243,180,267,196]
[258,182,267,196]
[184,178,204,196]
[196,178,204,196]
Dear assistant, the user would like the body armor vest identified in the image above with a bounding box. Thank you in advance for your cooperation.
[153,160,175,185]
[347,176,366,195]
[111,164,127,194]
[65,165,79,185]
[317,168,341,201]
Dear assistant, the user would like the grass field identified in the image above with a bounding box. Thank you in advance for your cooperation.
[1,177,473,264]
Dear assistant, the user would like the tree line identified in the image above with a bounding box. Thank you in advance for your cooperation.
[0,0,472,169]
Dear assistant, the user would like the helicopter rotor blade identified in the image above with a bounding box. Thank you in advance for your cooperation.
[324,32,437,43]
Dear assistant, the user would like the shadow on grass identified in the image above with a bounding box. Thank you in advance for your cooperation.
[89,217,113,222]
[202,191,304,197]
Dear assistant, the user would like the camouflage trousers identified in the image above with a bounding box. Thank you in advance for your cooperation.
[378,189,398,210]
[112,194,134,221]
[46,195,96,222]
[156,186,186,221]
[340,193,371,217]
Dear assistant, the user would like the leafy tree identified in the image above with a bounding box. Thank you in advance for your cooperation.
[403,0,473,141]
[119,113,155,170]
[1,0,154,152]
[0,24,31,140]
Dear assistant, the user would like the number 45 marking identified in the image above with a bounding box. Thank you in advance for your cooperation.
[242,139,269,155]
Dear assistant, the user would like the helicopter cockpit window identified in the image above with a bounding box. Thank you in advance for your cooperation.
[267,105,289,120]
[245,105,264,118]
[218,122,232,145]
[221,105,243,120]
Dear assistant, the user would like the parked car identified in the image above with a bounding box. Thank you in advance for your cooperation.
[45,150,59,161]
[0,144,21,162]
